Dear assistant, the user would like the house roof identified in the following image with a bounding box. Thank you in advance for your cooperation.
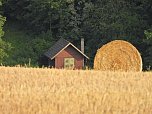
[44,38,89,60]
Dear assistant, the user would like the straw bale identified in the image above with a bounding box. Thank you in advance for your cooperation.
[94,40,142,72]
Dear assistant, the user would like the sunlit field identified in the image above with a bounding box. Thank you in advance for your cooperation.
[0,67,152,114]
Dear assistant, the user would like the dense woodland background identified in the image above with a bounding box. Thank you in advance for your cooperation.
[0,0,152,70]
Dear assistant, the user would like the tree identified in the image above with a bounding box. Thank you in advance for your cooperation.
[144,30,152,70]
[2,0,152,69]
[80,0,148,67]
[0,0,11,64]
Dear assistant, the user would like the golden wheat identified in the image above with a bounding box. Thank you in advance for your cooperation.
[0,67,152,114]
[94,40,142,72]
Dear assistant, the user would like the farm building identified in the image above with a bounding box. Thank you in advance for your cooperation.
[39,38,89,69]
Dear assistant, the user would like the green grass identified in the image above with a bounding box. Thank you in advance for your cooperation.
[2,20,54,66]
[3,20,34,66]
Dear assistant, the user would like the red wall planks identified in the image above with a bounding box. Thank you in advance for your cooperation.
[55,45,84,69]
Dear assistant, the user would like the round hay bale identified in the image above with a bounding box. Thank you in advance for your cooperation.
[94,40,142,72]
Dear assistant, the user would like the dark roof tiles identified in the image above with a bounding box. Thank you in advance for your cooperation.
[44,38,89,60]
[44,38,70,59]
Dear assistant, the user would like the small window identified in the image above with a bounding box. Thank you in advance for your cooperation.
[64,58,75,69]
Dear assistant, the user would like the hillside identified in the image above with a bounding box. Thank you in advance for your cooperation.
[3,21,53,66]
[0,67,152,114]
[3,21,33,65]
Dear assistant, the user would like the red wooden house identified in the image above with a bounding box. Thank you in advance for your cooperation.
[40,38,89,69]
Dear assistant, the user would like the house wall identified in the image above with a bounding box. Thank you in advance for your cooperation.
[48,59,55,68]
[39,56,49,67]
[39,56,55,68]
[55,45,84,69]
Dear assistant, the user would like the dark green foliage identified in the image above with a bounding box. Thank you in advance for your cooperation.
[144,30,152,70]
[80,0,148,67]
[3,21,55,66]
[1,0,152,70]
[0,0,11,63]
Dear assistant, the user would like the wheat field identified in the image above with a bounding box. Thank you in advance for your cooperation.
[0,67,152,114]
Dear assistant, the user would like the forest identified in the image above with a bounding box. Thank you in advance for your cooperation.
[0,0,152,70]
